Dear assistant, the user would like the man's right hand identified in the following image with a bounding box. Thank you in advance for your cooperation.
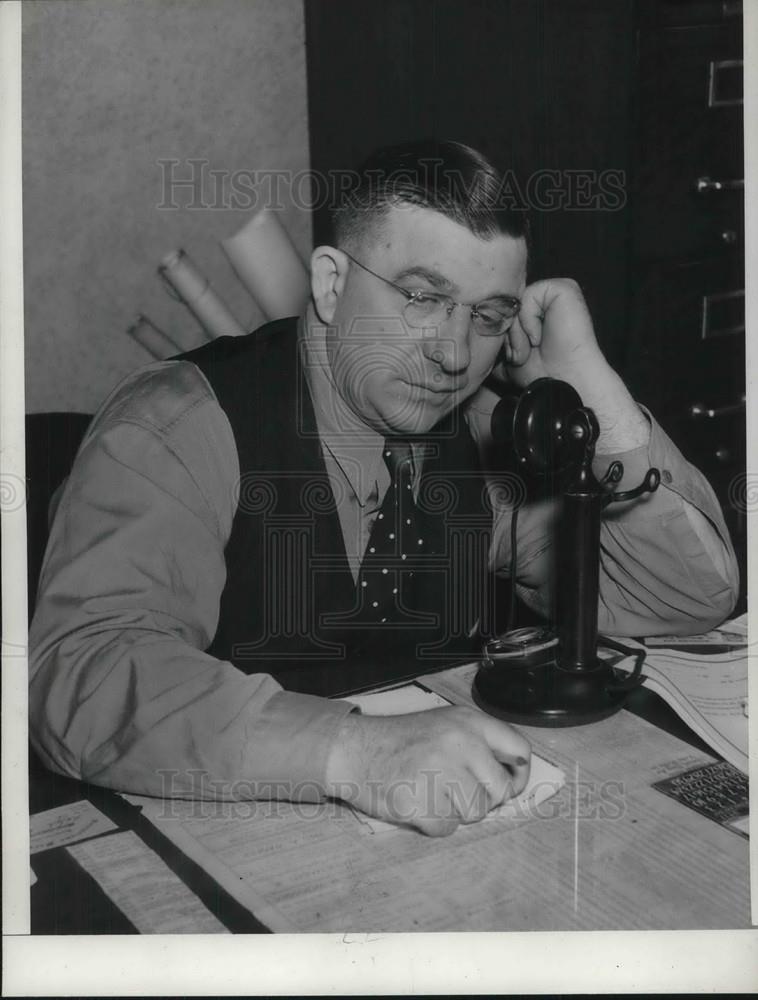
[324,706,531,836]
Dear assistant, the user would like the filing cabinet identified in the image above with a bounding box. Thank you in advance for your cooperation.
[625,0,745,600]
[634,18,744,260]
[631,257,745,501]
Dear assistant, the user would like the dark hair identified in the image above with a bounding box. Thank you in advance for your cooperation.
[332,139,530,251]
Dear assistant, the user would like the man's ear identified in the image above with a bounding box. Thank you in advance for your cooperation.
[310,246,350,324]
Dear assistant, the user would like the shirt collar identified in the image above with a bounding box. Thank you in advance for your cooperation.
[300,317,423,506]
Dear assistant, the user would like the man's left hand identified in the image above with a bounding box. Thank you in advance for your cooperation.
[503,277,606,389]
[492,276,649,454]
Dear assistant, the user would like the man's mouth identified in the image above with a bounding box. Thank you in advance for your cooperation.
[406,379,466,395]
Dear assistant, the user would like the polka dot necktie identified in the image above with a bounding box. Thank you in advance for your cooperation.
[357,438,425,623]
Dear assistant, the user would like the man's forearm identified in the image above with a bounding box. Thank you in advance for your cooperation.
[556,356,650,454]
[29,622,356,800]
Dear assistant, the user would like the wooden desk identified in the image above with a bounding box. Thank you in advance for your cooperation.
[29,671,749,933]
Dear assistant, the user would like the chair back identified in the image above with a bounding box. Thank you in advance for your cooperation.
[25,412,92,618]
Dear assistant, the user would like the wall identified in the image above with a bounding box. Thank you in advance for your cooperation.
[23,0,311,413]
[305,0,636,376]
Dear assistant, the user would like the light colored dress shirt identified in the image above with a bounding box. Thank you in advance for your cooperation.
[29,328,738,801]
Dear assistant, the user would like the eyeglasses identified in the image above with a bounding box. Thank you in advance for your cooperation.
[342,250,520,337]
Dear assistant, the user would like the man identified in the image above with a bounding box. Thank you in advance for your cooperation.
[29,141,738,837]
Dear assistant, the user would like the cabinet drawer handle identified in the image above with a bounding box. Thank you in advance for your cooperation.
[720,0,742,16]
[695,176,744,194]
[689,395,746,419]
[708,59,743,107]
[701,288,744,340]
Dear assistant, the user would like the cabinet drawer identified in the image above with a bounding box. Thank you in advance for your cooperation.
[625,256,745,511]
[634,23,743,260]
[625,254,745,423]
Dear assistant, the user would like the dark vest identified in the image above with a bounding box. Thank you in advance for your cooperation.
[181,319,501,696]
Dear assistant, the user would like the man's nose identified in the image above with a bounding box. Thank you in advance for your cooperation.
[421,306,471,373]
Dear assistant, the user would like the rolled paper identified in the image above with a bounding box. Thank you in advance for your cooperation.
[158,249,246,339]
[221,208,310,320]
[127,313,184,359]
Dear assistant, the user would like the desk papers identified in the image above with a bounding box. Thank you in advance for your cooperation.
[123,668,750,932]
[613,646,748,773]
[30,799,118,854]
[345,684,452,715]
[595,637,747,773]
[644,611,748,646]
[66,830,228,933]
[640,648,748,773]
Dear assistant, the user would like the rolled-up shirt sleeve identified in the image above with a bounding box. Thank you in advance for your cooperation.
[589,409,738,635]
[29,361,356,801]
[468,390,739,637]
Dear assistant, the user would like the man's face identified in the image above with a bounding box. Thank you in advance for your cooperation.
[326,204,527,435]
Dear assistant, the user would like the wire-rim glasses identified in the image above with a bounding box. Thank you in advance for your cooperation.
[341,249,520,337]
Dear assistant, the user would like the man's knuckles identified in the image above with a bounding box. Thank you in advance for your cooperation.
[551,276,582,296]
[414,815,460,837]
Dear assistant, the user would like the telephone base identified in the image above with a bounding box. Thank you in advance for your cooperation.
[472,656,631,727]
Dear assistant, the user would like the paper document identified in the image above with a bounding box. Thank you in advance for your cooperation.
[625,648,748,773]
[346,684,565,833]
[643,612,748,646]
[554,635,747,771]
[123,667,749,931]
[126,680,750,930]
[644,630,747,647]
[67,830,229,933]
[30,799,118,854]
[346,684,452,714]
